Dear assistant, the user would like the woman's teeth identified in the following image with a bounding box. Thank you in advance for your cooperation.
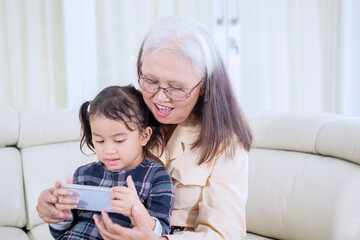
[156,104,172,113]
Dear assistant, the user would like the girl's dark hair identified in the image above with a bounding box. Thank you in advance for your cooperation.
[79,85,163,157]
[137,16,252,165]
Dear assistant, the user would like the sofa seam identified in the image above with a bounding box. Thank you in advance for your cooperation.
[312,117,341,155]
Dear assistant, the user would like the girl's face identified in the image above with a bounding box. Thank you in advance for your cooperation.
[90,116,151,171]
[140,50,202,125]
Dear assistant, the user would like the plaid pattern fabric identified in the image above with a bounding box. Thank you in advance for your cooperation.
[49,157,174,240]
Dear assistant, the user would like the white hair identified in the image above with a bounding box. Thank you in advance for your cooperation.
[139,16,221,80]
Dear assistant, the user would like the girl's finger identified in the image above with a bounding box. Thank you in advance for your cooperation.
[110,191,124,200]
[126,175,137,192]
[55,202,77,211]
[54,180,62,189]
[54,189,74,198]
[112,186,130,194]
[57,195,79,204]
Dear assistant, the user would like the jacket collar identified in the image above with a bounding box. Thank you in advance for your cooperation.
[157,114,201,165]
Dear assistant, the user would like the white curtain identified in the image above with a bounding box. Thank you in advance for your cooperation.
[339,0,360,116]
[237,0,359,117]
[0,0,359,116]
[0,0,67,111]
[0,0,212,111]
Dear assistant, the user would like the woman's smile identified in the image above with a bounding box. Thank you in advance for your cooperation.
[154,103,173,118]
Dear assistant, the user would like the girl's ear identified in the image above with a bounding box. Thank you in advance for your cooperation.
[140,126,152,146]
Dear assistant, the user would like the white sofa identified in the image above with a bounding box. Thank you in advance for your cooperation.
[0,104,359,240]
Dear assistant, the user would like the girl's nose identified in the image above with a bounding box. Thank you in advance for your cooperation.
[104,143,116,154]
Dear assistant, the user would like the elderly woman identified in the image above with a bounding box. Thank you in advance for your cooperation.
[37,16,252,240]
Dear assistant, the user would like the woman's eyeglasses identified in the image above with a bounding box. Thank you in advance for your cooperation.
[138,77,202,102]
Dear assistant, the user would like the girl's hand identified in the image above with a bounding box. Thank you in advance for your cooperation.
[111,175,142,217]
[36,176,76,223]
[93,206,161,240]
[53,176,79,211]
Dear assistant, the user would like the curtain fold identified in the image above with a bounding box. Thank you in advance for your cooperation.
[339,0,360,116]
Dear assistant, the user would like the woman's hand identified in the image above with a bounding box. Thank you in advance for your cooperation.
[93,205,163,240]
[36,176,77,223]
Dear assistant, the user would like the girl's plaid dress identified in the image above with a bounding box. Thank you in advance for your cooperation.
[49,157,174,240]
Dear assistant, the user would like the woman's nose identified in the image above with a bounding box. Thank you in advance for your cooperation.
[155,88,171,101]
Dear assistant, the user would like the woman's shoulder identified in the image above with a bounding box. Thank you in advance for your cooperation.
[210,145,248,181]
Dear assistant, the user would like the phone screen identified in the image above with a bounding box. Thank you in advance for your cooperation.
[62,184,115,212]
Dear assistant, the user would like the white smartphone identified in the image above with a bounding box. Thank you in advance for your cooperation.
[62,184,116,213]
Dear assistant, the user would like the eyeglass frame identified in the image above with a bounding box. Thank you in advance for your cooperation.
[138,76,202,102]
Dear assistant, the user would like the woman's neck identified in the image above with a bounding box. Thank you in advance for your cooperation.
[163,124,177,145]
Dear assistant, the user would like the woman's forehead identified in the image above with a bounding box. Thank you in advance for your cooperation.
[141,50,201,86]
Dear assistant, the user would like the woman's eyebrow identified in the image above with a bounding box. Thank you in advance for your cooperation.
[142,73,185,87]
[141,73,158,79]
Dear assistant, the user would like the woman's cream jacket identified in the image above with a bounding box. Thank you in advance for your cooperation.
[153,115,249,240]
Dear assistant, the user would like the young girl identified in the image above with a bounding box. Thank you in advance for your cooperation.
[49,85,174,239]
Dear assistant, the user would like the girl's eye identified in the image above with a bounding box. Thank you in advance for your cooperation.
[115,140,124,143]
[95,140,104,144]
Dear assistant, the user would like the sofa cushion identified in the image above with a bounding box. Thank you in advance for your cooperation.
[245,233,274,240]
[17,109,80,148]
[0,105,19,147]
[27,223,53,240]
[316,118,360,165]
[247,148,360,240]
[0,227,30,240]
[21,142,96,230]
[0,147,26,228]
[249,111,339,153]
